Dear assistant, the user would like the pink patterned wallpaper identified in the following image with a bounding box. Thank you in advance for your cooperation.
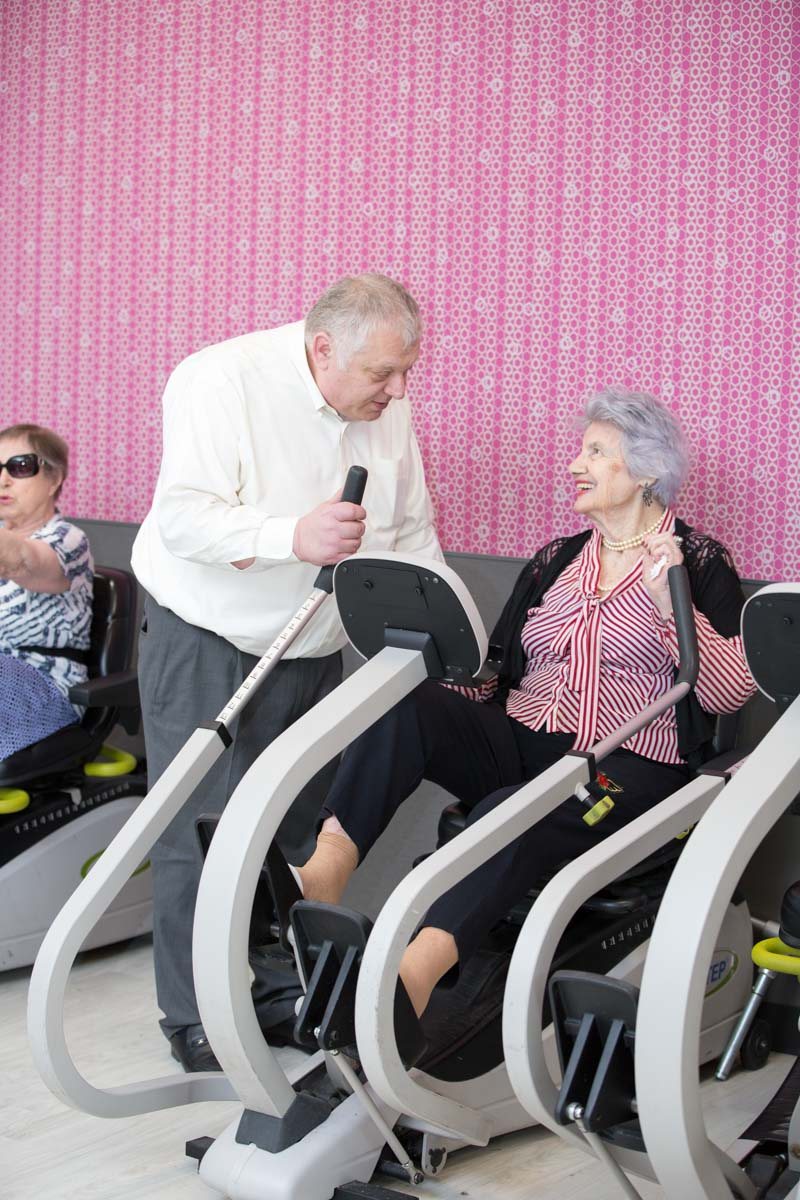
[1,0,798,580]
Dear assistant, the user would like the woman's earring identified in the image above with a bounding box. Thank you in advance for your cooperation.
[642,482,654,507]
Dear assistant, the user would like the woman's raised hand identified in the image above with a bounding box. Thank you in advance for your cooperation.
[641,531,684,620]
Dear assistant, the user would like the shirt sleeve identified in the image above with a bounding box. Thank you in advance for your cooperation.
[391,422,444,563]
[154,355,299,569]
[651,607,757,714]
[30,521,94,649]
[34,521,94,593]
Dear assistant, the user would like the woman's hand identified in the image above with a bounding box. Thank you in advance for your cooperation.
[641,531,684,620]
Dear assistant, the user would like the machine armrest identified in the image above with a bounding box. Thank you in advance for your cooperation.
[473,644,504,685]
[700,747,752,775]
[68,669,140,710]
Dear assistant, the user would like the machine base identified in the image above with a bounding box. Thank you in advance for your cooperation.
[0,786,151,970]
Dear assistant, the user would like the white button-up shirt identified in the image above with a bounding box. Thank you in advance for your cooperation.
[132,321,442,657]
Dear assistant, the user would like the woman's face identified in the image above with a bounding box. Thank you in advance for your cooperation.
[0,435,61,530]
[569,421,642,521]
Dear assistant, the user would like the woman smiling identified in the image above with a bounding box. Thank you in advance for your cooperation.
[0,424,93,761]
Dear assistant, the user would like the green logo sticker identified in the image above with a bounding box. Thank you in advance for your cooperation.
[705,948,739,997]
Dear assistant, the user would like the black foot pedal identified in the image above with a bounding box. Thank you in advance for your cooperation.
[185,1135,214,1166]
[333,1182,415,1199]
[292,903,372,1050]
[291,901,427,1066]
[550,969,639,1134]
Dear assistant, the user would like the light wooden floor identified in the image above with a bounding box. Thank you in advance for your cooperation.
[2,933,791,1200]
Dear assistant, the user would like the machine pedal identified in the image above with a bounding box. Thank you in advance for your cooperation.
[290,901,427,1066]
[333,1182,415,1199]
[185,1135,214,1165]
[292,903,372,1050]
[550,970,639,1134]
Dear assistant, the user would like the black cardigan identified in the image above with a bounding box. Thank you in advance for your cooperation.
[488,518,747,767]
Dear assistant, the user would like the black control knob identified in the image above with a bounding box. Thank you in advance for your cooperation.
[779,882,800,947]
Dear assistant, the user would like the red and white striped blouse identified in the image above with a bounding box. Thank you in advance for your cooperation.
[459,512,756,764]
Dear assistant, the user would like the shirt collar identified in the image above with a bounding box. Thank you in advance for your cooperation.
[287,320,345,421]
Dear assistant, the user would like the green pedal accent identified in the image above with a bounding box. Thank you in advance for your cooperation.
[0,787,31,814]
[582,794,615,827]
[83,744,137,778]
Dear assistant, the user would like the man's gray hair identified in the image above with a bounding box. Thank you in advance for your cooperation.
[304,273,421,366]
[583,386,690,507]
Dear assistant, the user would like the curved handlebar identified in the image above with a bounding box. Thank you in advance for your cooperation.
[314,465,368,594]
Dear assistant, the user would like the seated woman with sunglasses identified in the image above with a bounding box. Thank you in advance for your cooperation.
[0,424,93,761]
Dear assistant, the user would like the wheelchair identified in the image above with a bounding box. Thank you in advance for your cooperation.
[0,565,150,970]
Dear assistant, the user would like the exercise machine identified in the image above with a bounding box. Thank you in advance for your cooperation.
[28,553,749,1199]
[502,583,799,1198]
[0,565,148,970]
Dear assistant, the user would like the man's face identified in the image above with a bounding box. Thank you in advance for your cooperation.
[310,324,420,421]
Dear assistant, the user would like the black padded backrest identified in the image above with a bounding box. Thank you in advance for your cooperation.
[88,566,137,680]
[79,566,137,740]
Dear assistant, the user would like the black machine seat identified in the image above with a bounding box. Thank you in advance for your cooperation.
[0,566,140,787]
[436,797,686,921]
[435,707,746,920]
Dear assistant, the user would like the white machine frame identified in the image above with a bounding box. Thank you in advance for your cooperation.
[502,583,800,1200]
[28,552,719,1200]
[634,588,800,1200]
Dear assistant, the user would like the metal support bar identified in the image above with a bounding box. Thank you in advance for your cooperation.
[566,1105,645,1200]
[715,968,777,1081]
[332,1054,423,1186]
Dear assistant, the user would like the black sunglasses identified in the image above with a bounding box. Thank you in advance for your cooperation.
[0,453,47,479]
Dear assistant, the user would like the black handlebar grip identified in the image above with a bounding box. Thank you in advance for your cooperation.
[339,464,368,506]
[667,564,699,688]
[313,465,368,593]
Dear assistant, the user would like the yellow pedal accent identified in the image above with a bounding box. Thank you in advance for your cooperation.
[0,787,31,814]
[582,795,615,826]
[80,849,151,879]
[83,744,137,778]
[752,937,800,976]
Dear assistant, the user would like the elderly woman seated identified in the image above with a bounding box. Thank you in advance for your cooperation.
[286,387,756,1021]
[0,424,93,762]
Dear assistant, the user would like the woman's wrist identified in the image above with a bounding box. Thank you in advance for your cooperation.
[651,596,674,623]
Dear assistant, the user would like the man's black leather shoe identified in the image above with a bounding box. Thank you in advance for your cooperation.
[169,1024,222,1073]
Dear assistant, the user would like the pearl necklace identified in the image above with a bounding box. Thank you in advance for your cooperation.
[601,515,663,553]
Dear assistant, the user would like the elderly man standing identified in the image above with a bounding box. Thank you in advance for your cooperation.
[132,274,441,1070]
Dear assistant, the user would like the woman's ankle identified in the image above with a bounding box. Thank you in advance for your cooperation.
[399,928,459,1017]
[298,825,359,904]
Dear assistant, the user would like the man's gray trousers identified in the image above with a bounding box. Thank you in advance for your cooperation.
[138,594,342,1038]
